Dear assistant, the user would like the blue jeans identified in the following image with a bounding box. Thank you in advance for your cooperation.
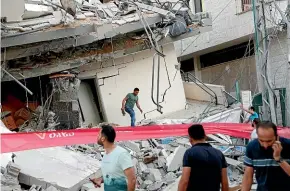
[125,107,135,127]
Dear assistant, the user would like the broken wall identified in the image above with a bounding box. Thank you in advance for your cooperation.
[79,44,186,126]
[183,81,225,104]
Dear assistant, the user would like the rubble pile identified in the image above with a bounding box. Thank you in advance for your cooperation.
[2,0,209,40]
[1,125,247,191]
[68,135,246,191]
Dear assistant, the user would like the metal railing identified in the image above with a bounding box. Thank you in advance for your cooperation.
[181,71,218,105]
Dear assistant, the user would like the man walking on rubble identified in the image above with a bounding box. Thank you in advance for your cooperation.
[178,124,229,191]
[91,125,136,191]
[240,105,259,124]
[242,121,290,191]
[121,88,143,127]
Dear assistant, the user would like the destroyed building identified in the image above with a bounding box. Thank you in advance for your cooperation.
[1,0,214,131]
[1,0,276,191]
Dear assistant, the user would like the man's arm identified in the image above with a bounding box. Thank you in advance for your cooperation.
[91,177,103,188]
[178,167,191,191]
[220,154,229,191]
[119,152,136,191]
[240,105,254,114]
[136,101,142,113]
[241,166,254,191]
[273,139,290,176]
[124,167,136,191]
[242,143,254,191]
[221,168,229,191]
[278,161,290,176]
[122,96,128,110]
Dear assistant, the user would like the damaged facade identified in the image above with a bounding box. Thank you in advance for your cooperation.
[1,0,213,129]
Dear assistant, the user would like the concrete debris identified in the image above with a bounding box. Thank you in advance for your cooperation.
[1,162,21,191]
[122,141,140,152]
[1,120,248,191]
[166,146,187,172]
[147,181,166,191]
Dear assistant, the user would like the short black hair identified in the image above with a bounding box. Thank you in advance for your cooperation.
[250,106,255,111]
[101,125,116,143]
[256,121,277,136]
[188,124,206,140]
[253,118,260,125]
[134,88,139,91]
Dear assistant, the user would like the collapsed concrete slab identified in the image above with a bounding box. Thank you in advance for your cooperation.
[166,146,187,172]
[1,147,101,191]
[0,124,101,191]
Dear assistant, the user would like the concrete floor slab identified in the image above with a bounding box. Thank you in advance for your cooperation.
[1,147,101,190]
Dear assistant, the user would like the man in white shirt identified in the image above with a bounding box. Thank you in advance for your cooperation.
[91,125,136,191]
[250,118,260,141]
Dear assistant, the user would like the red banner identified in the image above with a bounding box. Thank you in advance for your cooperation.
[1,123,290,153]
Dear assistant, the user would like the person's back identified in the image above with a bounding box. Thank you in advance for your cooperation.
[184,143,227,191]
[178,124,228,191]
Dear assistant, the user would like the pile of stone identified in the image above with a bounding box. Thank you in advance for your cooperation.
[72,135,246,190]
[1,120,246,191]
[1,162,22,191]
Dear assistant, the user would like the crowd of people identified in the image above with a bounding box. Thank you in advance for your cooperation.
[90,106,290,191]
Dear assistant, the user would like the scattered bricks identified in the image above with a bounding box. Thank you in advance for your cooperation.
[123,141,140,152]
[166,146,187,172]
[161,149,169,158]
[132,158,139,173]
[169,141,179,147]
[27,102,39,111]
[15,118,26,127]
[141,141,150,148]
[2,116,17,130]
[154,156,166,168]
[136,177,143,187]
[147,181,165,191]
[143,155,158,164]
[163,172,177,184]
[148,168,162,182]
[45,186,59,191]
[52,101,78,113]
[29,185,42,191]
[138,162,148,173]
[151,139,163,149]
[14,108,31,121]
[140,180,153,189]
[6,162,21,178]
[53,91,79,102]
[1,184,21,191]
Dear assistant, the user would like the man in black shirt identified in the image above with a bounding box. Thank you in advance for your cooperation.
[178,124,229,191]
[242,121,290,191]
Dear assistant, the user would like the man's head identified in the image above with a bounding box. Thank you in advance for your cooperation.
[188,124,206,145]
[256,121,278,149]
[97,125,116,146]
[252,118,260,128]
[133,88,139,96]
[249,106,255,113]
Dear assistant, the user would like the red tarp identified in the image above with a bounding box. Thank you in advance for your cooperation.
[1,123,290,153]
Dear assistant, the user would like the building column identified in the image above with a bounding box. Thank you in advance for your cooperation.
[194,56,202,79]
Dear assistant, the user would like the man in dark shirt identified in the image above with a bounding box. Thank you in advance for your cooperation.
[178,124,229,191]
[242,121,290,191]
